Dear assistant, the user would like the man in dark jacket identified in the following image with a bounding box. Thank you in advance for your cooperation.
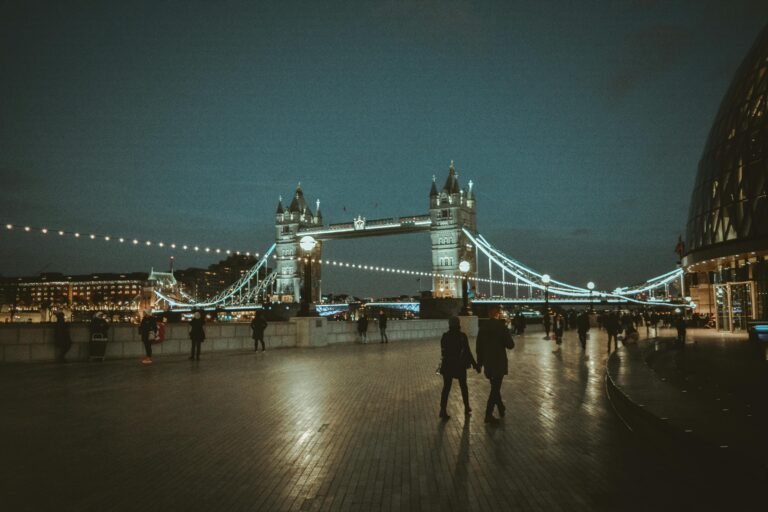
[476,306,515,424]
[357,313,368,343]
[605,310,620,353]
[250,312,268,351]
[675,315,687,348]
[189,311,206,360]
[543,311,552,340]
[577,310,590,354]
[378,310,388,343]
[138,310,157,365]
[53,311,72,363]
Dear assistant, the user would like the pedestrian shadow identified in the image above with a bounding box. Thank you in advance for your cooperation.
[453,419,471,508]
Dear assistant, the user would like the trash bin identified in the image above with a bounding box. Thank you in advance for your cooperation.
[89,333,107,361]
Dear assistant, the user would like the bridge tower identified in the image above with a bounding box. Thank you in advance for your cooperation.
[273,185,323,303]
[429,162,477,298]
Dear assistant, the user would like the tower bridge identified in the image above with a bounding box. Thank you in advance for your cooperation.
[153,161,686,312]
[272,161,477,304]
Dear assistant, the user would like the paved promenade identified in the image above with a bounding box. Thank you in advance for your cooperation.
[0,327,763,511]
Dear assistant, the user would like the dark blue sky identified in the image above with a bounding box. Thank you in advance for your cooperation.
[1,1,767,296]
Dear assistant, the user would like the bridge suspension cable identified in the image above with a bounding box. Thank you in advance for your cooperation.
[154,244,277,308]
[464,229,685,307]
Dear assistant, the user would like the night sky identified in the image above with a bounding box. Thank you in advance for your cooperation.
[2,1,767,297]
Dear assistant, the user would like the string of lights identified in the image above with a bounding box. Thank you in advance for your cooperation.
[4,220,686,308]
[2,222,260,258]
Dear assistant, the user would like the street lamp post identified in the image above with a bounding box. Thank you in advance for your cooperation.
[587,281,595,312]
[542,274,551,339]
[298,236,317,317]
[459,260,471,315]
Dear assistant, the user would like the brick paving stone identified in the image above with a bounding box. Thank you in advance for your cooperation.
[0,326,763,511]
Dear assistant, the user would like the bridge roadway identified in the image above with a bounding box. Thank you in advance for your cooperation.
[0,328,761,511]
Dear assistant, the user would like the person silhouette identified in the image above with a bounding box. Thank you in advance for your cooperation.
[378,310,388,343]
[438,316,478,419]
[476,306,515,424]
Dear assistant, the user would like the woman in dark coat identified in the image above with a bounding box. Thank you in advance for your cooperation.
[53,311,72,363]
[189,311,205,360]
[439,316,478,419]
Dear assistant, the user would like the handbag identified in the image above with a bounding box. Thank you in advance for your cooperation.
[435,359,443,375]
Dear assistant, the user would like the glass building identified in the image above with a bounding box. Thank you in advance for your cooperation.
[684,23,768,331]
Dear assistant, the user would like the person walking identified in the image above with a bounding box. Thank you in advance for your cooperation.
[577,310,590,357]
[357,313,368,343]
[250,312,268,351]
[378,310,388,343]
[552,313,565,352]
[439,316,479,419]
[514,311,526,335]
[543,311,552,339]
[189,311,205,360]
[605,310,620,353]
[650,312,660,337]
[138,310,157,365]
[53,311,72,363]
[476,306,515,424]
[675,315,687,348]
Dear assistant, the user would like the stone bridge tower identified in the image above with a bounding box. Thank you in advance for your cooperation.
[429,162,477,298]
[273,185,323,303]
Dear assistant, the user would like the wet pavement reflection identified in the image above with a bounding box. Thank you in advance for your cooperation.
[0,326,762,511]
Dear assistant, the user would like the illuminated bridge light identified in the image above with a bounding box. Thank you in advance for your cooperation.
[104,236,110,241]
[5,224,11,229]
[41,228,48,234]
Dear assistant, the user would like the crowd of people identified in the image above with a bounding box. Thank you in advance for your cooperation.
[356,310,390,344]
[47,304,694,384]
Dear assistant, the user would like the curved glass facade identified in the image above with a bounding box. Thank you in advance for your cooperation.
[684,24,768,329]
[686,24,768,259]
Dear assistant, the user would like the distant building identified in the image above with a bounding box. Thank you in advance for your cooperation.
[173,253,261,302]
[0,272,147,321]
[0,254,263,321]
[683,23,768,331]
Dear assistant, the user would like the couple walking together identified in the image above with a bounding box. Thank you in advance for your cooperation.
[438,306,514,424]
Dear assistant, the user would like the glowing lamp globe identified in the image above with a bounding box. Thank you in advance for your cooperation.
[459,260,471,273]
[542,274,551,285]
[587,281,595,290]
[299,236,317,252]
